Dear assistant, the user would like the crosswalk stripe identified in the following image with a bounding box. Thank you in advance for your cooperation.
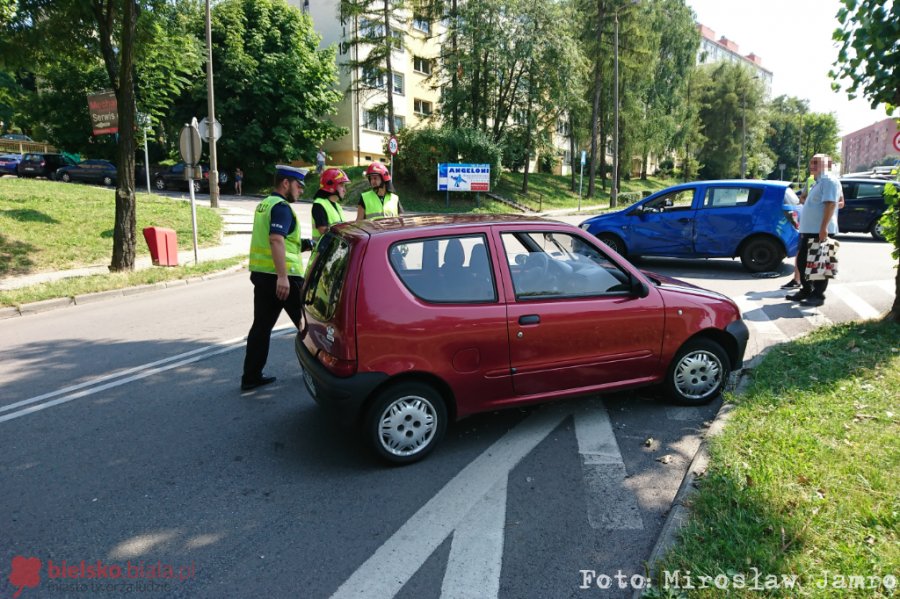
[574,401,644,530]
[829,285,883,320]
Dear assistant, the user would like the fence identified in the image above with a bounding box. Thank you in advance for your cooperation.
[0,140,57,155]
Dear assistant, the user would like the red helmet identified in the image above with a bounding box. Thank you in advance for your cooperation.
[319,167,350,193]
[365,162,391,182]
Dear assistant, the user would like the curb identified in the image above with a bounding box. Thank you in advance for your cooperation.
[0,264,247,319]
[634,352,770,599]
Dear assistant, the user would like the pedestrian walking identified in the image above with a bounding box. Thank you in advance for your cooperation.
[357,162,402,220]
[241,165,307,391]
[316,148,327,175]
[786,154,840,307]
[234,167,243,196]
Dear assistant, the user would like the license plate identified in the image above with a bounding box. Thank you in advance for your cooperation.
[302,367,316,399]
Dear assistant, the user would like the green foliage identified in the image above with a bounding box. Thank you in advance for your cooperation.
[879,180,899,259]
[655,320,900,597]
[831,0,899,112]
[168,0,344,182]
[695,62,765,179]
[393,126,502,190]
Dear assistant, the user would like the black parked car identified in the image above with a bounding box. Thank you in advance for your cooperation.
[55,159,118,186]
[839,178,899,241]
[17,153,76,179]
[153,162,228,192]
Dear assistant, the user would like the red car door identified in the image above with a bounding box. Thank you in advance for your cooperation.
[495,227,666,397]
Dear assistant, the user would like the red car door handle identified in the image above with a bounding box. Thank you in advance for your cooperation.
[518,314,540,325]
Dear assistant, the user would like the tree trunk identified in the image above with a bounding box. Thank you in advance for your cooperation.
[891,215,900,322]
[569,114,576,192]
[384,0,395,135]
[95,0,137,272]
[521,71,534,195]
[641,148,648,180]
[450,0,459,129]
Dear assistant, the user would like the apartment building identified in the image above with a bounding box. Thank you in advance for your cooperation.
[841,118,900,174]
[697,24,772,96]
[288,0,443,167]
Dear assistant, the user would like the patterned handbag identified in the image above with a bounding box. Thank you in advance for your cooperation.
[805,238,839,280]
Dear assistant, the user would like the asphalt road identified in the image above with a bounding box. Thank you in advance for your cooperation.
[0,214,895,599]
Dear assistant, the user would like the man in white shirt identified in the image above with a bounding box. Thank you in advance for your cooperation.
[787,154,840,307]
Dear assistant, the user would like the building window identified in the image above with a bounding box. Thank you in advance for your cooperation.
[359,20,403,51]
[362,66,385,90]
[413,15,431,34]
[392,72,404,96]
[413,56,432,75]
[390,28,403,52]
[414,99,433,116]
[363,111,405,133]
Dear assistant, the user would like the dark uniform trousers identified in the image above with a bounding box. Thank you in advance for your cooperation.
[242,271,304,380]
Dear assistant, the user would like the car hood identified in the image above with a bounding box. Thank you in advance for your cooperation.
[641,269,736,304]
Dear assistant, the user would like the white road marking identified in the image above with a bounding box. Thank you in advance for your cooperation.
[440,477,508,599]
[575,401,644,530]
[329,404,569,599]
[732,296,788,359]
[829,285,883,320]
[0,326,295,424]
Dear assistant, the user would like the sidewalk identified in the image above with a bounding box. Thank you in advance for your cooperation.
[0,204,253,292]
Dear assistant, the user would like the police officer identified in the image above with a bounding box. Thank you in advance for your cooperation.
[241,165,307,391]
[311,167,350,245]
[356,162,402,220]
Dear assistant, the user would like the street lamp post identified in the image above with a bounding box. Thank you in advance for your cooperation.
[205,0,220,208]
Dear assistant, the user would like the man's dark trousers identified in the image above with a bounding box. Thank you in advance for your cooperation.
[797,233,829,299]
[243,271,303,380]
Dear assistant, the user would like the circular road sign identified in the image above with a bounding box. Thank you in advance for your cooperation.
[179,122,202,166]
[893,131,900,153]
[388,136,399,156]
[199,117,222,143]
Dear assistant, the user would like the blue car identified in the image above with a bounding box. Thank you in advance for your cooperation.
[579,180,800,272]
[0,153,21,175]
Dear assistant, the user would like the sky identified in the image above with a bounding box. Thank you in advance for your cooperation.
[685,0,892,139]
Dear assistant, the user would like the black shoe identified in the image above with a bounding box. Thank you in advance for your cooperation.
[241,375,276,391]
[780,280,800,289]
[800,296,825,307]
[786,292,809,302]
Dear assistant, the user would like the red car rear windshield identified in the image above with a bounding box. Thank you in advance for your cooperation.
[304,234,351,321]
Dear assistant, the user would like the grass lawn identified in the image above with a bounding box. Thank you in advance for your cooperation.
[0,178,222,277]
[294,166,673,215]
[649,319,900,598]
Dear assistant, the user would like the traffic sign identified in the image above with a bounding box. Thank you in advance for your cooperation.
[199,117,222,143]
[893,131,900,153]
[179,118,202,166]
[388,136,399,156]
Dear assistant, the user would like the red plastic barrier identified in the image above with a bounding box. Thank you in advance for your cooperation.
[142,227,178,266]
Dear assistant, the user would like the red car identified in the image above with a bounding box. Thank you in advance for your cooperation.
[296,215,748,464]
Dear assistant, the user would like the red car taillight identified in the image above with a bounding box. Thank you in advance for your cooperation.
[316,349,357,377]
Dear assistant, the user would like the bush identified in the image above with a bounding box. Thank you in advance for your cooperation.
[394,127,502,190]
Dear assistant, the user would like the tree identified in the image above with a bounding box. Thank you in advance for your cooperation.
[171,0,344,178]
[830,0,899,111]
[695,62,765,179]
[831,0,900,321]
[1,0,203,271]
[339,0,407,137]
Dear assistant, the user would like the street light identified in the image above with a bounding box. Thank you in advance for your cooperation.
[205,0,220,208]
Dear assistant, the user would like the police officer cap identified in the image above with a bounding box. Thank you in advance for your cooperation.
[275,164,308,184]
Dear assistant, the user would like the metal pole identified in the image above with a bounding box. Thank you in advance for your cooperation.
[797,114,803,184]
[579,160,583,210]
[205,0,219,207]
[143,127,151,193]
[611,10,619,208]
